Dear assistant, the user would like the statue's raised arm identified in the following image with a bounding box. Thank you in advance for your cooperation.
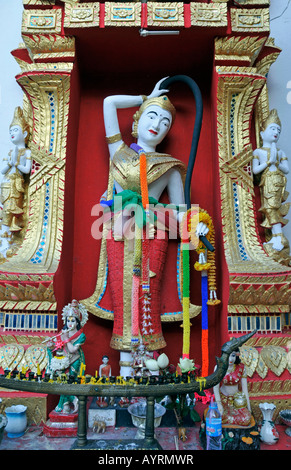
[103,77,170,159]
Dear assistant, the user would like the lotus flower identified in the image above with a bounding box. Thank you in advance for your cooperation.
[157,353,169,370]
[178,357,195,373]
[145,359,159,371]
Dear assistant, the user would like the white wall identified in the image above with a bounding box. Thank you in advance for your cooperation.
[0,0,290,239]
[0,0,23,162]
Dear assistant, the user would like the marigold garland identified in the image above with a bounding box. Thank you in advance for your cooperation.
[180,208,220,376]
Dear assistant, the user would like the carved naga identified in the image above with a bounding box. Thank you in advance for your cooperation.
[0,331,256,397]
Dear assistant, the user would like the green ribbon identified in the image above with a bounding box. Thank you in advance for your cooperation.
[106,189,178,228]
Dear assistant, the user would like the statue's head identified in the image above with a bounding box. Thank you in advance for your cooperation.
[132,95,176,146]
[260,109,281,144]
[9,107,30,145]
[62,299,88,329]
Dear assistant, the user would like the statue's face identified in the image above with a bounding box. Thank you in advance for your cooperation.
[9,125,26,145]
[137,105,172,147]
[261,123,281,144]
[67,316,77,330]
[229,351,237,366]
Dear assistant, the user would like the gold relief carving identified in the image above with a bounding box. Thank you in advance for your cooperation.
[0,344,25,371]
[64,3,100,28]
[22,345,48,373]
[215,69,291,277]
[22,9,62,33]
[215,36,267,66]
[229,283,291,308]
[220,144,254,195]
[239,345,259,376]
[260,345,287,376]
[190,2,227,27]
[0,395,46,425]
[23,0,56,5]
[0,334,48,345]
[0,71,70,275]
[104,3,142,27]
[240,344,291,378]
[255,355,268,378]
[251,397,291,424]
[23,34,75,55]
[22,34,75,63]
[230,8,269,32]
[231,0,270,4]
[0,282,55,303]
[147,3,184,27]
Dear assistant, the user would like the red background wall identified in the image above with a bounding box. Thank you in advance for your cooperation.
[54,26,229,377]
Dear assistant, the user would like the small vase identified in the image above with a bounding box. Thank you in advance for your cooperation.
[5,405,27,438]
[259,402,279,445]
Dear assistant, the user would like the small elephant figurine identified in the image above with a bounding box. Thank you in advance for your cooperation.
[93,420,106,433]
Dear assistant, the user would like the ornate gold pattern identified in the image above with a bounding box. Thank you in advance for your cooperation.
[240,344,290,378]
[229,283,291,309]
[2,72,70,275]
[0,395,47,426]
[220,144,254,195]
[23,0,56,5]
[215,36,267,66]
[0,334,48,345]
[21,345,48,373]
[104,2,142,27]
[64,2,100,28]
[22,8,63,34]
[251,397,291,425]
[230,7,270,32]
[0,344,25,371]
[22,34,75,63]
[190,2,227,27]
[147,3,184,27]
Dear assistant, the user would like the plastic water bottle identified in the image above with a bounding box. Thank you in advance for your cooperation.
[206,397,222,450]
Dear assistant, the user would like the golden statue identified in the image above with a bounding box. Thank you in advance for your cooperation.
[0,107,32,255]
[253,109,290,262]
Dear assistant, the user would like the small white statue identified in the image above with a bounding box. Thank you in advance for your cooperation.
[0,107,32,255]
[252,109,290,252]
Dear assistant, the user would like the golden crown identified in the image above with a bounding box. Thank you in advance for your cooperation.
[62,299,88,328]
[10,107,30,139]
[261,109,281,132]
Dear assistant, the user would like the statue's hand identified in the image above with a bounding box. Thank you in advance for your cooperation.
[269,142,277,164]
[148,77,169,99]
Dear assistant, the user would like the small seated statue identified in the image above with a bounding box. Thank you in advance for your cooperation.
[96,355,112,407]
[213,349,253,427]
[252,109,290,255]
[0,107,32,255]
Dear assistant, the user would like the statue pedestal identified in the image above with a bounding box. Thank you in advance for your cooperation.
[43,410,78,438]
[88,399,116,429]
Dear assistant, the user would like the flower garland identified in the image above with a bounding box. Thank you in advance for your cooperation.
[180,208,220,376]
[130,148,152,346]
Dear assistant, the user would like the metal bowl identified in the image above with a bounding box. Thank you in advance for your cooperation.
[128,400,166,439]
[279,409,291,436]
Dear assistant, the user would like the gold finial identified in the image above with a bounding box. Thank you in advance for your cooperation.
[261,109,281,132]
